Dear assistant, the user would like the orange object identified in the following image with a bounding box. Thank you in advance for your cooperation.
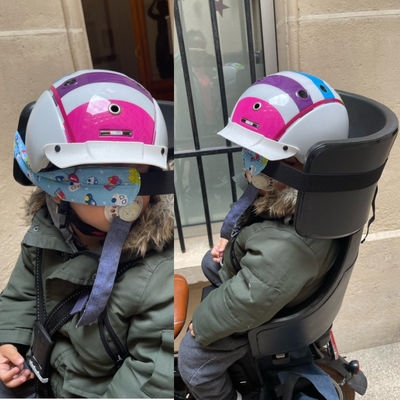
[174,274,189,338]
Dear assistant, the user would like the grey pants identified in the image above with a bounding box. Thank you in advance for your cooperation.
[178,250,250,400]
[201,249,222,287]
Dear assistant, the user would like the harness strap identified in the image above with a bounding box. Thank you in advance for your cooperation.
[361,186,378,243]
[263,160,386,192]
[30,250,137,394]
[34,249,47,324]
[220,184,259,240]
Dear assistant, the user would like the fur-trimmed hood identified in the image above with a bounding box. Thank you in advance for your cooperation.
[26,188,174,257]
[251,176,298,219]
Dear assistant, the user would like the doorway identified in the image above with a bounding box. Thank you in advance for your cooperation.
[81,0,173,100]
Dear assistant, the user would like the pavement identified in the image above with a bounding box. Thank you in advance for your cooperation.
[348,342,400,399]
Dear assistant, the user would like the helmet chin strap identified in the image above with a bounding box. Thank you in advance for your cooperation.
[74,216,132,327]
[45,196,78,253]
[46,195,139,326]
[220,183,259,240]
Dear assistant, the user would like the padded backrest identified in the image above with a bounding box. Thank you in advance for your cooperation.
[248,230,362,357]
[248,93,398,356]
[295,91,398,238]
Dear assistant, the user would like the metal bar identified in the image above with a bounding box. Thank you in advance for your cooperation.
[208,0,237,203]
[272,0,280,72]
[175,1,214,249]
[174,192,186,253]
[175,145,242,159]
[257,0,267,77]
[260,0,279,74]
[244,0,256,83]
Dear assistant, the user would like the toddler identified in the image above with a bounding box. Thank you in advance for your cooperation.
[0,70,174,398]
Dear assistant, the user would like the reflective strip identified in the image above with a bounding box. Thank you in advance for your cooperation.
[54,71,152,100]
[276,71,325,103]
[254,74,313,112]
[60,82,155,118]
[295,71,336,100]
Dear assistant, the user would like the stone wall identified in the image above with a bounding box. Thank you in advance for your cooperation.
[0,0,92,288]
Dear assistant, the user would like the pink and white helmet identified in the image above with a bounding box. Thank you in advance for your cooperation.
[25,69,168,172]
[218,71,349,163]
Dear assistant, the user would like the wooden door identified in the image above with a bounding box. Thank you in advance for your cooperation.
[130,0,174,100]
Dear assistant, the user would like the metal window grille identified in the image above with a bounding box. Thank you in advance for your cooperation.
[174,0,277,252]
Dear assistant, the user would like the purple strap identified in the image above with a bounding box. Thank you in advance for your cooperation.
[220,184,259,240]
[75,217,132,327]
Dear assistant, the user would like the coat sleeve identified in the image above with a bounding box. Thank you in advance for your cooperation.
[102,256,174,398]
[192,228,322,347]
[0,245,36,346]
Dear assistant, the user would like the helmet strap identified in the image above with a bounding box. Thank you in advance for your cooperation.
[75,216,132,327]
[262,160,386,193]
[45,196,78,253]
[220,183,259,240]
[57,200,70,229]
[68,208,106,238]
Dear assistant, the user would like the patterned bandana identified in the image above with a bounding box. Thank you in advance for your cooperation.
[241,148,268,176]
[14,131,141,206]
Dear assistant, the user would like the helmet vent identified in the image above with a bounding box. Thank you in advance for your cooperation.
[253,102,262,111]
[320,85,327,93]
[241,118,259,129]
[63,78,77,87]
[296,90,309,99]
[109,104,121,115]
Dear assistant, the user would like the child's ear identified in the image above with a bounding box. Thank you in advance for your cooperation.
[51,196,61,204]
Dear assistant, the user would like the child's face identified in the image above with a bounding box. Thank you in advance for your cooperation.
[52,164,150,233]
[69,196,150,233]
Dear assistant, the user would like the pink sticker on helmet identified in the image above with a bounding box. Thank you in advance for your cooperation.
[232,97,285,141]
[66,100,155,144]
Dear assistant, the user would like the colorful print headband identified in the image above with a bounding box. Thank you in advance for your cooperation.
[14,131,141,206]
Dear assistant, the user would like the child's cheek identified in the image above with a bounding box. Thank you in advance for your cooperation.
[70,203,112,232]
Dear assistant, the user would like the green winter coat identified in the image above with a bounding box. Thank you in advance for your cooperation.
[192,216,339,347]
[0,194,174,398]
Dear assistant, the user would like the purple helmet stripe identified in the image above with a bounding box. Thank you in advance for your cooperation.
[254,75,313,112]
[55,71,153,101]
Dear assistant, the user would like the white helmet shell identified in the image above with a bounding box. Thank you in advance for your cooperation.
[25,69,168,172]
[218,71,349,163]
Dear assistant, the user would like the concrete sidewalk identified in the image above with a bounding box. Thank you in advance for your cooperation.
[348,342,400,399]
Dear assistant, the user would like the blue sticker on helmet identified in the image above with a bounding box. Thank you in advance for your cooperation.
[296,71,335,100]
[242,149,268,175]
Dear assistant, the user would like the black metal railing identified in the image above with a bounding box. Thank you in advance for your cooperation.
[174,0,267,252]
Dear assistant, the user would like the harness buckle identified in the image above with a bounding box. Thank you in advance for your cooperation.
[28,321,54,384]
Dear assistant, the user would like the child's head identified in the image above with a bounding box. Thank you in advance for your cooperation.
[218,71,350,218]
[218,70,349,164]
[14,69,170,236]
[13,70,173,326]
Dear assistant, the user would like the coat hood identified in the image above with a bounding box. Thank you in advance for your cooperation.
[26,188,173,257]
[252,176,297,219]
